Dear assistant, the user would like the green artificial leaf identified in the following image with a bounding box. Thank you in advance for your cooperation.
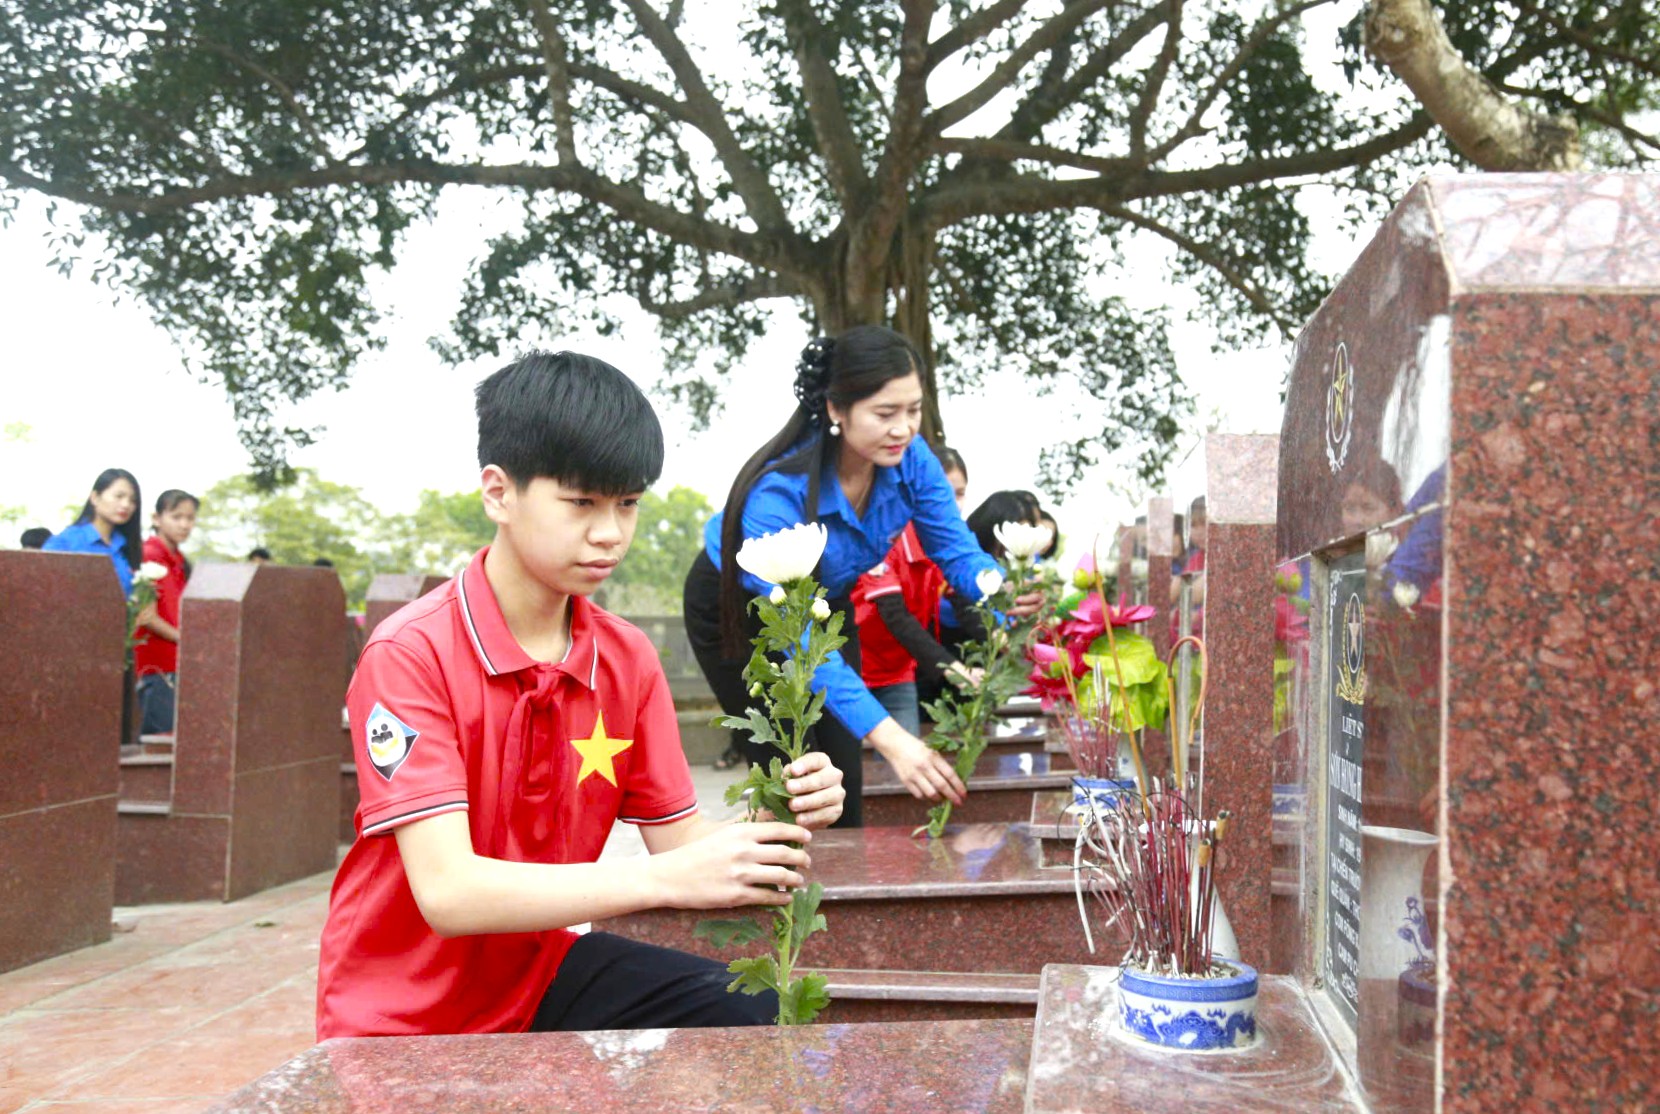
[726,955,782,997]
[779,971,832,1026]
[1083,631,1164,687]
[693,917,767,949]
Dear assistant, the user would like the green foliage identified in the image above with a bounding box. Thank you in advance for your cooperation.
[1080,630,1170,734]
[22,4,1653,487]
[383,489,494,578]
[918,556,1046,838]
[695,575,839,1026]
[192,468,388,607]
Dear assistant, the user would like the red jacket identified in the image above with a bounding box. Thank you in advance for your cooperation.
[852,524,950,688]
[132,536,187,676]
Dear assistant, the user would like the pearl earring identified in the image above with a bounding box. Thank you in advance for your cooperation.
[828,420,841,436]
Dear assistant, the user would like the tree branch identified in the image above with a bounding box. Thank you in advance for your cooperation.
[778,0,870,211]
[920,112,1434,224]
[618,0,791,230]
[925,0,1029,71]
[186,38,337,165]
[1128,0,1182,159]
[525,0,579,165]
[637,271,803,318]
[930,0,1118,133]
[932,135,1135,176]
[1104,203,1298,331]
[1000,1,1171,142]
[852,0,937,296]
[1151,0,1334,162]
[0,158,798,276]
[1364,0,1580,170]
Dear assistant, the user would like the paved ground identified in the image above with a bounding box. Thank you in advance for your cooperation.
[0,762,746,1114]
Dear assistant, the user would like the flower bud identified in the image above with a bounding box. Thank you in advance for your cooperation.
[769,585,787,605]
[1072,566,1094,590]
[749,682,763,698]
[975,567,1004,601]
[810,598,831,622]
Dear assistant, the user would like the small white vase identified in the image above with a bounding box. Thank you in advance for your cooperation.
[1358,825,1438,980]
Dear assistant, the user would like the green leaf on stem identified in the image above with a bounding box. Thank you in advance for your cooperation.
[780,971,831,1026]
[787,883,827,950]
[726,955,781,996]
[693,917,768,949]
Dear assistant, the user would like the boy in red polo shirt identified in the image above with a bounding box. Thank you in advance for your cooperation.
[317,351,846,1039]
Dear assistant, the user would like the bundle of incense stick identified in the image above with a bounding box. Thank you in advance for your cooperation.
[1073,783,1234,976]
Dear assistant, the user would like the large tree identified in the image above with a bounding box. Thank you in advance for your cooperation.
[2,2,1653,488]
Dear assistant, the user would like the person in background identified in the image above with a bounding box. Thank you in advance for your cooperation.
[312,557,336,568]
[1036,509,1061,562]
[43,468,143,595]
[684,326,1039,824]
[851,445,980,736]
[921,489,1044,718]
[133,490,199,735]
[247,547,272,564]
[19,527,52,550]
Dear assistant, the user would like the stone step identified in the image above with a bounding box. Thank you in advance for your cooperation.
[118,750,173,803]
[117,800,171,817]
[818,968,1039,1024]
[862,766,1076,828]
[596,824,1097,974]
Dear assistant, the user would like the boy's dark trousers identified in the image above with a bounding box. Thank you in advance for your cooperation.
[532,931,776,1030]
[682,552,864,828]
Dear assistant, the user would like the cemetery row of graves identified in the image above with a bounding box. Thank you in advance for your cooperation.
[3,175,1654,1112]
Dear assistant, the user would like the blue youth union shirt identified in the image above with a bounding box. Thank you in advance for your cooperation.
[42,520,134,596]
[704,437,999,739]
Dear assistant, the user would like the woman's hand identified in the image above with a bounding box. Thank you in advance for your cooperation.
[945,662,985,689]
[867,719,966,805]
[782,752,845,830]
[1004,590,1046,618]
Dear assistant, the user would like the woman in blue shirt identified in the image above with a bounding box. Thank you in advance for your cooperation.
[683,325,1035,827]
[42,468,144,596]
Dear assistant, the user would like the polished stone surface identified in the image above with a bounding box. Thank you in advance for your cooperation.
[209,1018,1034,1113]
[0,552,123,972]
[118,563,347,904]
[363,573,447,641]
[597,824,1099,973]
[862,763,1075,827]
[1276,173,1658,1111]
[1197,434,1280,973]
[1025,965,1361,1112]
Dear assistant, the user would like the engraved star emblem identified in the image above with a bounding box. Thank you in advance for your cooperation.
[570,711,633,787]
[1331,352,1350,427]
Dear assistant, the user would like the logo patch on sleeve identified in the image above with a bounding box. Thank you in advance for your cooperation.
[364,703,419,781]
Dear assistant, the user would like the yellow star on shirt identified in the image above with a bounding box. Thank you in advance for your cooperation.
[570,711,633,787]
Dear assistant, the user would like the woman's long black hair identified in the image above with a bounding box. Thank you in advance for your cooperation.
[73,468,143,566]
[717,324,923,654]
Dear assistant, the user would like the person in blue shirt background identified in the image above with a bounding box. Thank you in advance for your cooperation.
[682,325,1040,827]
[42,467,144,597]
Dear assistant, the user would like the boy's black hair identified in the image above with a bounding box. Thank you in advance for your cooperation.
[476,350,664,493]
[247,547,272,561]
[19,527,52,549]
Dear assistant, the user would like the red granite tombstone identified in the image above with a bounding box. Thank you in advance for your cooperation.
[0,552,123,972]
[1194,433,1280,974]
[1273,173,1658,1111]
[116,563,346,903]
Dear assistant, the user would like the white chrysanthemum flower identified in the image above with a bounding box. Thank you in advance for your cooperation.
[1392,580,1421,610]
[975,567,1005,602]
[135,561,170,583]
[992,521,1053,560]
[810,598,832,621]
[736,523,828,587]
[769,585,787,605]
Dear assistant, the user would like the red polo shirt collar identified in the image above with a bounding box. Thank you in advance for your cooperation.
[456,548,599,688]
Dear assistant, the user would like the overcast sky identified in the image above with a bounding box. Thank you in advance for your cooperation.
[0,3,1418,565]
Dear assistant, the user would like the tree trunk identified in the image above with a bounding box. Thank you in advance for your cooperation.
[816,224,944,446]
[1365,0,1581,171]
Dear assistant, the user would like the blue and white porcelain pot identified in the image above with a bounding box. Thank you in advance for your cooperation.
[1118,960,1259,1050]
